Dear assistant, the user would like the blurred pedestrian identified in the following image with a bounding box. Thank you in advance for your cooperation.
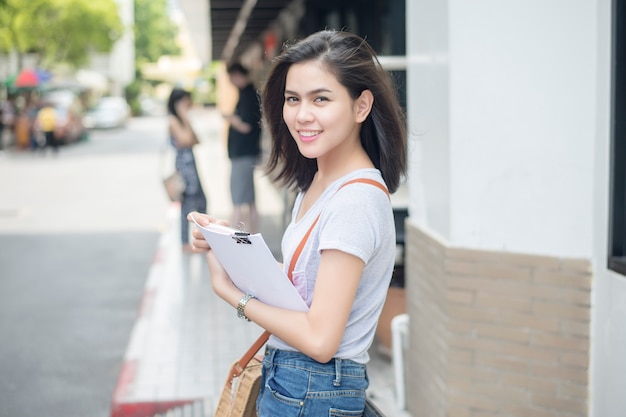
[36,102,58,154]
[15,99,32,150]
[1,97,16,150]
[167,88,207,252]
[223,62,262,233]
[27,98,43,150]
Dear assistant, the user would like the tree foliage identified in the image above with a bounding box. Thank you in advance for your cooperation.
[134,0,180,66]
[0,0,122,69]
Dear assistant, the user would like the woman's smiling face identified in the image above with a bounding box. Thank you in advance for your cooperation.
[282,61,364,161]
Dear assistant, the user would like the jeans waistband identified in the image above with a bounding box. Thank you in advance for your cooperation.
[263,347,366,384]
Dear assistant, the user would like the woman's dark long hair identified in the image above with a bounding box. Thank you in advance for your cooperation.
[167,88,191,123]
[262,30,407,193]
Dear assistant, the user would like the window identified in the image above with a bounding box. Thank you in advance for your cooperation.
[609,0,626,275]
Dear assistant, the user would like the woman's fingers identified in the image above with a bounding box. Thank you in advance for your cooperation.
[187,211,229,227]
[187,211,213,225]
[186,212,231,252]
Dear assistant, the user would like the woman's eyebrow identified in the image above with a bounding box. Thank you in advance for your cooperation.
[284,88,333,96]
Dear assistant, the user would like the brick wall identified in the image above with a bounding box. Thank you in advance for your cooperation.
[405,223,591,417]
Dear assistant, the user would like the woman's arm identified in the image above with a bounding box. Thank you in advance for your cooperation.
[245,249,363,362]
[169,114,199,148]
[223,114,252,134]
[189,212,363,363]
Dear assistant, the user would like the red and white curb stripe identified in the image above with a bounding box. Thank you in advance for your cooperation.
[110,205,197,417]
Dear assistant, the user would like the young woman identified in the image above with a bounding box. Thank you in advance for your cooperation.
[167,88,207,252]
[189,30,406,416]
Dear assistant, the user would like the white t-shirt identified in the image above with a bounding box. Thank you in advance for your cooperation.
[267,168,396,363]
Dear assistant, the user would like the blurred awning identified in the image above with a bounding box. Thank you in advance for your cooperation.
[141,56,202,87]
[210,0,292,62]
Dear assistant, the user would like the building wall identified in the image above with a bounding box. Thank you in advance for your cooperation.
[406,224,591,417]
[178,0,210,64]
[591,0,626,416]
[403,0,626,416]
[407,0,595,258]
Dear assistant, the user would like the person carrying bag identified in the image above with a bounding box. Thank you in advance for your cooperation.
[190,29,406,417]
[167,88,207,252]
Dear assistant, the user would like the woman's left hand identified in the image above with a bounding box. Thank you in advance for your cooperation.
[187,212,241,301]
[187,212,226,252]
[205,249,241,301]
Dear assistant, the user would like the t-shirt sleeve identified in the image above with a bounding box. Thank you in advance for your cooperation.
[317,183,391,264]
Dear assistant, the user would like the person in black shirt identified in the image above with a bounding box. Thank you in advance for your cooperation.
[223,63,262,233]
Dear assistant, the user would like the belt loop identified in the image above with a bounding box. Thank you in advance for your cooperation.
[264,346,276,363]
[333,358,342,387]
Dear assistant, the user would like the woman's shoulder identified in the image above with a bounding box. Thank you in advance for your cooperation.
[325,170,390,212]
[336,169,387,193]
[320,170,392,238]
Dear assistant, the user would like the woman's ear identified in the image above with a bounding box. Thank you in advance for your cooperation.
[355,90,374,123]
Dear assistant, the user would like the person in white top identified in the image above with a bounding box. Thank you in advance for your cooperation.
[189,30,406,417]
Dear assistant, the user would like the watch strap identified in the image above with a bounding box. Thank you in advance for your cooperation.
[237,293,255,321]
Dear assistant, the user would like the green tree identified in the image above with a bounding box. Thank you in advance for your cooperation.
[134,0,180,66]
[0,0,122,69]
[127,0,180,113]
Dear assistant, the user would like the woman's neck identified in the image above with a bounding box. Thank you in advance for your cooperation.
[314,147,374,189]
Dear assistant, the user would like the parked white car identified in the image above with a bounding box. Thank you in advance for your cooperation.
[83,97,130,129]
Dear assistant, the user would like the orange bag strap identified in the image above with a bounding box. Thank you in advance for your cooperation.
[228,331,269,384]
[230,178,389,382]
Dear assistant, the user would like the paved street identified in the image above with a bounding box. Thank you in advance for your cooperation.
[0,116,171,417]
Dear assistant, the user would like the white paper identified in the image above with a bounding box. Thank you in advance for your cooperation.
[190,215,309,312]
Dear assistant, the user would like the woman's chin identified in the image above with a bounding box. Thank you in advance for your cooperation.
[296,145,320,160]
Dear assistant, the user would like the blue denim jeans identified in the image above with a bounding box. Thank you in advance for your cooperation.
[175,148,206,244]
[257,347,369,417]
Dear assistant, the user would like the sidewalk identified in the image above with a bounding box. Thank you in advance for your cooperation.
[110,108,406,417]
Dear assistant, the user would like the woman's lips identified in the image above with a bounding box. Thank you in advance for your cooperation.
[298,130,321,142]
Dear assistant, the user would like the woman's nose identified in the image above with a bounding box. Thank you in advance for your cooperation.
[296,103,313,122]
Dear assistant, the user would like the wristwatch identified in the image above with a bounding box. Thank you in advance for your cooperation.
[237,293,255,321]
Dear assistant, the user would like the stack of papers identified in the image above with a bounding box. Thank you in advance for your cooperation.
[190,215,309,312]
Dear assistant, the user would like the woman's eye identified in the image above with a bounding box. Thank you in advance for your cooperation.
[314,96,329,102]
[285,96,298,103]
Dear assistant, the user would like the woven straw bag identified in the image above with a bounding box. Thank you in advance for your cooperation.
[214,355,263,417]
